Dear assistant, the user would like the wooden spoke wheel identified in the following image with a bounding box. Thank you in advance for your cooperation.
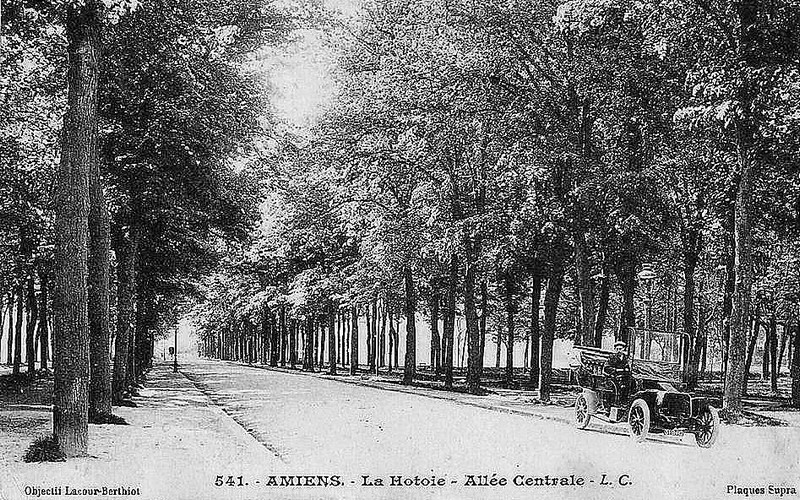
[628,399,650,443]
[694,406,720,448]
[575,394,591,429]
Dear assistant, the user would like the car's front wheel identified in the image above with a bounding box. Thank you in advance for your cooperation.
[575,394,591,429]
[694,406,720,448]
[628,399,650,443]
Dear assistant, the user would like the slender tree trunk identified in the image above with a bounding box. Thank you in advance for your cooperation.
[769,314,778,392]
[39,269,50,371]
[303,316,313,371]
[6,293,13,365]
[88,155,112,418]
[26,274,39,375]
[504,272,516,388]
[618,267,636,344]
[0,296,4,366]
[762,326,770,380]
[328,304,337,375]
[573,230,595,346]
[683,253,698,386]
[112,228,138,404]
[13,282,23,375]
[52,0,102,456]
[319,316,326,369]
[495,323,502,368]
[593,274,609,347]
[444,254,457,389]
[777,325,788,376]
[379,300,386,369]
[430,286,440,374]
[479,281,487,379]
[790,323,800,407]
[529,274,541,388]
[389,311,397,373]
[350,306,359,374]
[365,306,373,371]
[724,133,755,421]
[744,316,760,390]
[464,251,482,394]
[403,267,417,385]
[372,299,379,372]
[540,261,564,402]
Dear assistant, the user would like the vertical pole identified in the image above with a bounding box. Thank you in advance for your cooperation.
[173,328,178,373]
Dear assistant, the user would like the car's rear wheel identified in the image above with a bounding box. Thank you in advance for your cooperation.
[628,399,650,443]
[575,394,591,429]
[694,406,720,448]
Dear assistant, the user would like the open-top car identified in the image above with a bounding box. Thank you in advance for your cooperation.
[569,328,720,448]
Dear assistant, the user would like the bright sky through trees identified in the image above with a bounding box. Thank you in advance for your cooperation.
[268,0,359,130]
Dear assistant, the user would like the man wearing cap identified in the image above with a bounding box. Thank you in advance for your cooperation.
[603,340,632,406]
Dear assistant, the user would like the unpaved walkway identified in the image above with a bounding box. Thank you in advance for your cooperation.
[1,363,281,500]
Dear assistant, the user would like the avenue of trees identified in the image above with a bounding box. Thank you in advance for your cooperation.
[192,0,800,421]
[2,0,800,460]
[1,0,292,456]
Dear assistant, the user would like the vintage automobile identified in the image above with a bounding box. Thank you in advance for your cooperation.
[569,328,720,448]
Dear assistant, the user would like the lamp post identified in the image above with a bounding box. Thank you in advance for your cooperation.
[637,263,656,359]
[173,327,178,373]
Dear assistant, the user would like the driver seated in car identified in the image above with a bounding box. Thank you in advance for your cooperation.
[603,340,632,406]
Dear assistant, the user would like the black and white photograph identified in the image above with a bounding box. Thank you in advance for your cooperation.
[1,0,799,498]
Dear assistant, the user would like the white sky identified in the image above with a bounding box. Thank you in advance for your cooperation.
[266,0,361,131]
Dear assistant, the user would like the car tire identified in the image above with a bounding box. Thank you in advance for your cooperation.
[575,394,591,429]
[694,406,720,448]
[628,399,650,443]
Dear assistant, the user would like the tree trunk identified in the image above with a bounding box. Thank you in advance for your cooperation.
[683,252,698,386]
[403,266,417,385]
[479,281,487,379]
[529,274,541,388]
[88,155,112,418]
[444,254,457,389]
[540,260,564,402]
[13,282,23,375]
[769,314,778,392]
[723,0,760,419]
[318,315,322,370]
[303,316,314,371]
[38,269,50,371]
[26,274,39,375]
[464,251,482,394]
[379,300,386,369]
[112,228,138,404]
[0,296,4,367]
[504,272,516,388]
[350,306,359,375]
[430,285,440,374]
[791,323,800,408]
[6,293,13,365]
[328,304,336,375]
[365,305,373,371]
[777,325,788,376]
[762,326,770,380]
[573,230,595,346]
[371,300,378,373]
[617,267,635,344]
[593,274,609,347]
[744,316,759,390]
[52,0,102,456]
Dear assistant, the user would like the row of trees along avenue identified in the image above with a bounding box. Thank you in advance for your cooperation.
[192,0,800,420]
[1,0,292,456]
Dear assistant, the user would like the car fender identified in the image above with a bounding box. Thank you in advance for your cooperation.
[628,390,660,421]
[582,388,599,414]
